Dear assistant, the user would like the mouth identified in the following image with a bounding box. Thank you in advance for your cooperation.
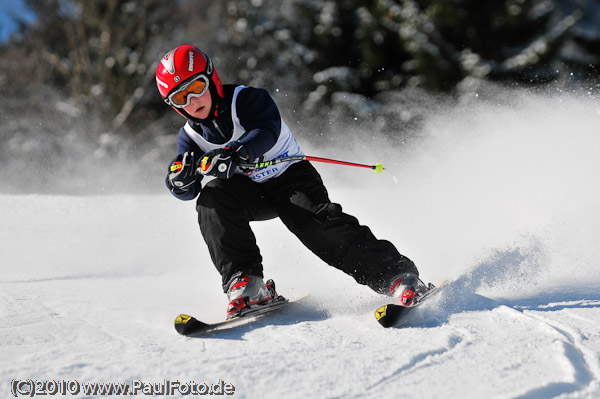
[195,106,205,113]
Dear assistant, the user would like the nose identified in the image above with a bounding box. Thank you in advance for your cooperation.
[189,96,203,104]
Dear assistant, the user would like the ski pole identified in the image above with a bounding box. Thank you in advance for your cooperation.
[238,155,385,173]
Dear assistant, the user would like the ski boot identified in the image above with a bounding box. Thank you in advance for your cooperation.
[225,275,278,319]
[389,272,428,307]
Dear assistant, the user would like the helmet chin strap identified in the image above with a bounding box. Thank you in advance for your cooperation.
[206,85,225,121]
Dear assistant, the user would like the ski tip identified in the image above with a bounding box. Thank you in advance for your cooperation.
[175,314,193,325]
[374,305,397,328]
[375,304,413,328]
[375,305,388,322]
[174,314,205,336]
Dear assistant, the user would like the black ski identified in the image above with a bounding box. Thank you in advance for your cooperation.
[175,295,307,337]
[375,280,446,328]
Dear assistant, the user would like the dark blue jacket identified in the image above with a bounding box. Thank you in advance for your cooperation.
[166,85,283,200]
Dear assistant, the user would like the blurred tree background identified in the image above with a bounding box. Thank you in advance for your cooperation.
[0,0,598,193]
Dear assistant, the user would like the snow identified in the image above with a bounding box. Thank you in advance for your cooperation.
[2,89,600,398]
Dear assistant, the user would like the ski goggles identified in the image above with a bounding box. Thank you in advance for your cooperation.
[166,74,209,108]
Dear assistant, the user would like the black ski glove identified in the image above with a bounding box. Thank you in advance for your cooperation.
[198,141,247,179]
[167,151,200,192]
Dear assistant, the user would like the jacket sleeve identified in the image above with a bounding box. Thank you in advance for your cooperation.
[234,87,282,161]
[165,127,203,201]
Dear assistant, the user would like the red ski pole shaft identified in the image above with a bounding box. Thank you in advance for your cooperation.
[305,156,383,172]
[238,155,385,173]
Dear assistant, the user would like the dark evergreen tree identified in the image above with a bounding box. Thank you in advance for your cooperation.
[288,0,588,94]
[416,0,582,88]
[559,0,600,83]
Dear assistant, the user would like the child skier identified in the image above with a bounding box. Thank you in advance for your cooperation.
[156,45,422,319]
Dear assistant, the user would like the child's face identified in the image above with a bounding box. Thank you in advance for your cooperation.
[183,89,212,120]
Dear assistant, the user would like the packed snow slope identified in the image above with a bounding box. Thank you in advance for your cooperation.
[2,88,600,398]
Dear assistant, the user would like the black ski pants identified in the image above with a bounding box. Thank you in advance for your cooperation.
[196,161,418,293]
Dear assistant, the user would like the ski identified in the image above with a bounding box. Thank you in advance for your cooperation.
[175,295,308,337]
[374,280,447,328]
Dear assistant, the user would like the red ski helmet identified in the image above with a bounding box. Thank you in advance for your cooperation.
[156,45,225,121]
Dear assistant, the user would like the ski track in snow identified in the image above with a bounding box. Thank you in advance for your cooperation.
[507,304,600,398]
[2,91,600,398]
